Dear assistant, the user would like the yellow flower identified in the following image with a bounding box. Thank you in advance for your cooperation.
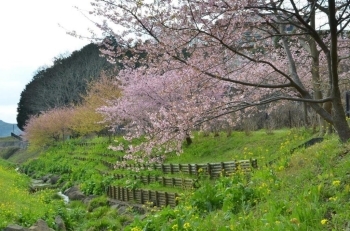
[183,222,191,229]
[321,219,328,225]
[131,227,142,231]
[290,218,299,224]
[172,224,178,231]
[329,196,337,201]
[332,180,341,186]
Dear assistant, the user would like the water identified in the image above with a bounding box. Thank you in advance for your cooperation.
[57,191,70,204]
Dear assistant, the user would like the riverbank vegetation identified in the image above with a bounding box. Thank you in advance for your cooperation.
[1,128,350,230]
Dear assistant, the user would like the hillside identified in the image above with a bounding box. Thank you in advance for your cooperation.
[0,120,22,137]
[1,129,350,230]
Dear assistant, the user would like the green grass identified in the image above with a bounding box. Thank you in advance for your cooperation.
[125,132,350,231]
[166,128,313,164]
[2,128,350,230]
[0,159,65,229]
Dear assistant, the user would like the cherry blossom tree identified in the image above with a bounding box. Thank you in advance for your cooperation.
[99,66,235,156]
[24,107,75,150]
[91,0,350,145]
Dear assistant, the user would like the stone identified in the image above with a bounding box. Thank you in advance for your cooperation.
[117,205,128,214]
[55,215,67,231]
[28,219,54,231]
[49,175,60,184]
[64,186,85,200]
[41,175,51,183]
[3,224,28,231]
[83,195,97,205]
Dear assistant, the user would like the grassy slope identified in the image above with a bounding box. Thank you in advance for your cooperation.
[1,129,350,230]
[0,159,66,229]
[127,129,350,230]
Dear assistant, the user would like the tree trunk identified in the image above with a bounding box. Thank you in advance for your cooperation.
[303,102,308,127]
[186,134,192,145]
[309,9,325,135]
[332,95,350,142]
[327,0,350,142]
[323,100,333,135]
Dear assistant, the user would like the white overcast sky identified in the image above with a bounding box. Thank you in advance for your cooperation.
[0,0,98,124]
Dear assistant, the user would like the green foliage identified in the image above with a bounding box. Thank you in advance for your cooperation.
[80,173,114,195]
[0,162,65,229]
[166,129,312,164]
[125,131,350,230]
[87,196,109,212]
[17,43,115,130]
[4,129,350,230]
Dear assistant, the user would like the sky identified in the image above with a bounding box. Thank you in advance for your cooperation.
[0,1,98,124]
[0,1,331,125]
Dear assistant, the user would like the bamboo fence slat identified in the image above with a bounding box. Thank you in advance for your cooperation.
[107,186,178,207]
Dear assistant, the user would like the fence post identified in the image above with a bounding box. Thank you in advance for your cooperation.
[165,192,168,206]
[113,186,116,199]
[155,191,159,207]
[221,162,225,176]
[117,187,121,200]
[175,193,179,206]
[140,189,144,204]
[207,163,212,179]
[148,190,152,204]
[251,158,258,168]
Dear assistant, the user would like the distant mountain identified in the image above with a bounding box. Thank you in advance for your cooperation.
[0,120,22,138]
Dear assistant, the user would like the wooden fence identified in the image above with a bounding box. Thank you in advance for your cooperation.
[113,173,199,189]
[75,142,110,147]
[107,186,178,207]
[74,157,257,179]
[100,159,257,179]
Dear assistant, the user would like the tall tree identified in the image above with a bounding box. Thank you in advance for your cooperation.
[91,0,350,143]
[100,67,233,155]
[17,43,115,130]
[71,72,121,136]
